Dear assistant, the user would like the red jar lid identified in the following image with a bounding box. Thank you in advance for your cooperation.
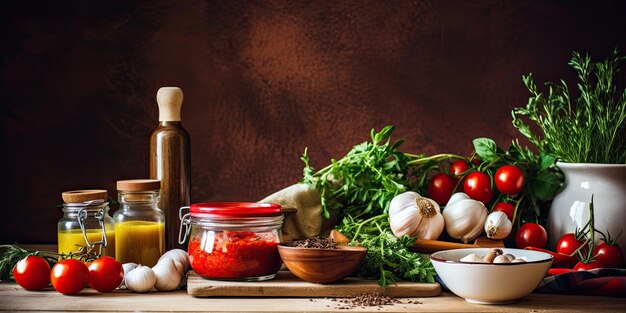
[189,202,282,217]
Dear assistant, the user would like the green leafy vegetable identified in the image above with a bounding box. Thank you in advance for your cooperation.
[512,49,626,164]
[336,215,436,287]
[301,125,460,219]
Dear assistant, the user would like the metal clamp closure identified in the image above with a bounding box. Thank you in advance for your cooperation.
[77,208,108,255]
[178,206,191,245]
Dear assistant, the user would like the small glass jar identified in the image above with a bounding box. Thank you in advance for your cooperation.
[113,179,165,267]
[179,202,284,281]
[57,190,115,258]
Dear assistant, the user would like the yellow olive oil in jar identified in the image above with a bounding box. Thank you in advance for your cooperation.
[113,179,165,267]
[57,190,115,257]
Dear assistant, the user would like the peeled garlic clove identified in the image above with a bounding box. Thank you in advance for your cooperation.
[125,266,156,293]
[122,263,139,287]
[493,255,511,263]
[511,258,527,263]
[460,253,485,263]
[503,253,516,262]
[158,249,189,271]
[484,211,512,240]
[153,258,183,291]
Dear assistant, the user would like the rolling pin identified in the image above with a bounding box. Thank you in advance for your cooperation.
[412,236,504,253]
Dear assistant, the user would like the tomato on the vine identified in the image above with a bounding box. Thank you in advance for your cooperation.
[50,259,89,295]
[449,160,469,177]
[516,223,547,249]
[88,256,124,293]
[593,241,624,268]
[574,260,603,271]
[13,256,51,291]
[493,202,515,220]
[494,165,525,195]
[427,173,457,205]
[463,171,493,203]
[556,233,586,256]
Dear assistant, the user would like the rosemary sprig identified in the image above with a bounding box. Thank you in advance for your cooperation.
[512,49,626,164]
[0,244,101,281]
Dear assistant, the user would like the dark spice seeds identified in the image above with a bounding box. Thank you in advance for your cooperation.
[284,236,338,249]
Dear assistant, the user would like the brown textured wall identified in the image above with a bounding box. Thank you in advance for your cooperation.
[1,0,625,244]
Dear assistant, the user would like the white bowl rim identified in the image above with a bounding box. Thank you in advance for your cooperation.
[431,248,554,266]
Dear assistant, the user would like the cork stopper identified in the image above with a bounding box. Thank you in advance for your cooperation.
[156,87,183,121]
[117,179,161,192]
[62,190,108,203]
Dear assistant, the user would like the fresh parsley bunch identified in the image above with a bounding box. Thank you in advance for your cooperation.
[337,214,436,287]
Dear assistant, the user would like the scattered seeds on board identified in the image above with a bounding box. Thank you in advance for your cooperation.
[336,293,401,309]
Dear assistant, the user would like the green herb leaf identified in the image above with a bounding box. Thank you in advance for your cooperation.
[472,138,499,162]
[539,152,557,171]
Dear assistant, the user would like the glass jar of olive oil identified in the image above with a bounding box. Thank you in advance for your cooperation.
[57,190,115,258]
[113,179,165,267]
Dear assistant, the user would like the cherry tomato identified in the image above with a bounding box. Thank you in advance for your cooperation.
[494,165,525,195]
[593,241,624,268]
[13,256,51,291]
[463,171,493,203]
[427,173,457,205]
[493,202,515,220]
[516,223,548,249]
[88,256,124,292]
[574,260,603,271]
[556,233,586,256]
[50,259,89,295]
[449,160,470,177]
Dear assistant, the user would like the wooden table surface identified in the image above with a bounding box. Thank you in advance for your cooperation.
[2,246,625,312]
[2,281,625,312]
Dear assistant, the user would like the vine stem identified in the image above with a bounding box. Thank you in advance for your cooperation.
[406,153,465,165]
[351,214,388,243]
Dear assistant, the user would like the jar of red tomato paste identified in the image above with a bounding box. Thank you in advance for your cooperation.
[178,202,284,281]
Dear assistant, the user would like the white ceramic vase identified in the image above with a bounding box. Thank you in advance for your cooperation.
[548,162,626,250]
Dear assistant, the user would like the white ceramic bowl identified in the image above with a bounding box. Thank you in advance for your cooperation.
[431,248,553,304]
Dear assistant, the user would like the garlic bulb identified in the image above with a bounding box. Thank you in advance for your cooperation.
[152,258,182,291]
[122,263,139,287]
[484,211,513,240]
[158,249,189,271]
[173,260,185,278]
[389,191,445,240]
[125,266,156,293]
[447,192,470,206]
[442,193,488,243]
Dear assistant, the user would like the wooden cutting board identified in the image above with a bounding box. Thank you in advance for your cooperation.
[187,271,440,298]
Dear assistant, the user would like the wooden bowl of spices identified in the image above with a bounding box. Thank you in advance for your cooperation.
[278,236,367,284]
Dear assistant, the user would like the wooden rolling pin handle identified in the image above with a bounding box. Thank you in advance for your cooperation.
[412,239,474,253]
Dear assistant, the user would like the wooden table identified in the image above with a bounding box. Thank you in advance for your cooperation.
[1,282,625,312]
[2,246,624,312]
